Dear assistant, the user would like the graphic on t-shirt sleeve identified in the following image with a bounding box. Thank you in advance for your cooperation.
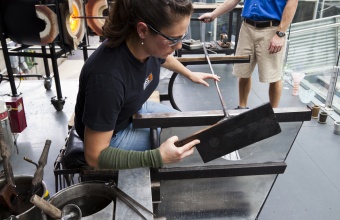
[144,73,153,90]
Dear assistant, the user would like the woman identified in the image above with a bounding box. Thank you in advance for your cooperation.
[74,0,220,169]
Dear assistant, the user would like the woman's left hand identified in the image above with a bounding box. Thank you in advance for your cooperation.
[189,72,220,87]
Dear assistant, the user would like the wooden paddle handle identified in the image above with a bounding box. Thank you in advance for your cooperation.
[174,125,212,147]
[175,136,197,147]
[30,194,62,219]
[32,140,51,186]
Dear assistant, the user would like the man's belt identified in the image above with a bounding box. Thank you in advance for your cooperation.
[244,18,280,28]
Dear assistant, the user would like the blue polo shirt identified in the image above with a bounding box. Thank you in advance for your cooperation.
[242,0,287,21]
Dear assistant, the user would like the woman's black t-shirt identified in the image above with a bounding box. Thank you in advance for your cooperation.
[74,41,164,140]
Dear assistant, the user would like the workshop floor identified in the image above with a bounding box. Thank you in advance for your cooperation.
[1,47,340,219]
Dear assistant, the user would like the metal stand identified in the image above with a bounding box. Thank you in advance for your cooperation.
[0,4,68,111]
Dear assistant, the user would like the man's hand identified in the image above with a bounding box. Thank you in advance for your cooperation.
[268,35,285,54]
[198,13,215,23]
[159,136,199,164]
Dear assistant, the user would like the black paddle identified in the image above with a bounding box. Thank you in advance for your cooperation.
[174,22,281,162]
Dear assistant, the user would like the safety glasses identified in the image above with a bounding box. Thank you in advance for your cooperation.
[146,23,188,46]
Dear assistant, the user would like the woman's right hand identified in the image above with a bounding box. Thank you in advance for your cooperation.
[159,136,199,164]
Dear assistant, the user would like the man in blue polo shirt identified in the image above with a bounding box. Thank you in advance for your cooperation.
[199,0,298,108]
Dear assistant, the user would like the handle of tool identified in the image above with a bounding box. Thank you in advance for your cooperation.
[114,190,147,220]
[0,126,15,186]
[174,122,213,147]
[113,185,155,217]
[175,136,197,147]
[30,194,62,219]
[200,20,229,118]
[31,140,51,187]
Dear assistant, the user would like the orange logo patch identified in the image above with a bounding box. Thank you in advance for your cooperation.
[144,73,153,90]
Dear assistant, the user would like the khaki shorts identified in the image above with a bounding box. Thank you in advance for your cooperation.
[233,22,287,83]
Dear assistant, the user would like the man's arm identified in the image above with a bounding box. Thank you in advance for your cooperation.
[199,0,241,22]
[278,0,299,33]
[269,0,298,54]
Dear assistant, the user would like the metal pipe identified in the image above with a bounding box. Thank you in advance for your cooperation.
[49,43,63,99]
[201,21,229,118]
[202,44,229,118]
[320,0,325,18]
[72,16,106,19]
[313,0,320,19]
[41,46,51,78]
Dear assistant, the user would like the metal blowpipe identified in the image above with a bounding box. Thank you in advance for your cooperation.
[201,22,229,118]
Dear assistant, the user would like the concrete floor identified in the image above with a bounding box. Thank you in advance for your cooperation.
[1,47,340,219]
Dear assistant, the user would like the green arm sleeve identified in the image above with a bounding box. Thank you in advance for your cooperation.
[98,147,164,169]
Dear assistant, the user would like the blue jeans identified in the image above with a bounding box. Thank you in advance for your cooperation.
[109,101,177,151]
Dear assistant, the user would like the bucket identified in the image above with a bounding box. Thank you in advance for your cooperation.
[44,181,116,219]
[0,175,47,220]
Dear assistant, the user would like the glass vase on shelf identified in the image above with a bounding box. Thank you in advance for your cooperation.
[282,67,293,90]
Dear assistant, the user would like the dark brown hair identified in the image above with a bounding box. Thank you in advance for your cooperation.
[102,0,193,48]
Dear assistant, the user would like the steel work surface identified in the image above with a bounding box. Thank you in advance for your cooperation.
[155,121,302,219]
[158,175,277,219]
[160,122,302,168]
